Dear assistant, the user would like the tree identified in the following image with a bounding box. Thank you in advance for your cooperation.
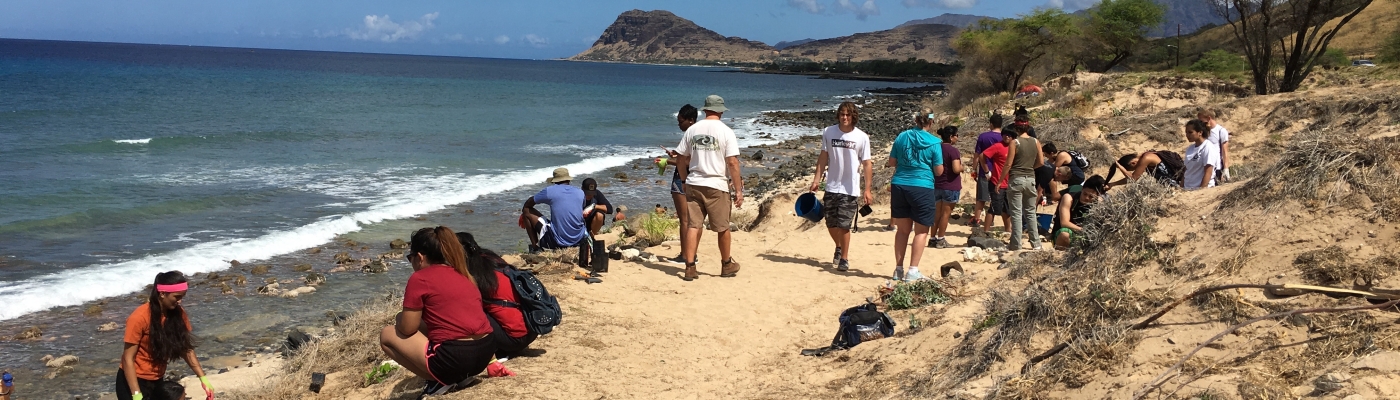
[1381,26,1400,63]
[1082,0,1167,72]
[1213,0,1375,94]
[955,9,1079,93]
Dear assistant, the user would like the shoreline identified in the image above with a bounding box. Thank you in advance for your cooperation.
[0,93,928,399]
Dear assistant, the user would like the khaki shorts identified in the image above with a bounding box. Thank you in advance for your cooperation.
[685,185,732,232]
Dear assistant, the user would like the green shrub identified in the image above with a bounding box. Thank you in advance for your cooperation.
[1188,49,1248,73]
[1317,47,1349,68]
[886,280,952,310]
[1382,28,1400,63]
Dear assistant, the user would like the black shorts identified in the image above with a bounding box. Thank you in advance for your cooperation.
[487,315,538,358]
[890,184,937,227]
[426,338,496,384]
[822,192,859,229]
[115,369,185,400]
[989,187,1009,216]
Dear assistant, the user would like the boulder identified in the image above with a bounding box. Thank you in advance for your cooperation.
[1314,371,1350,393]
[232,274,247,286]
[97,322,119,332]
[16,326,42,340]
[292,263,312,272]
[250,265,272,275]
[361,259,389,274]
[45,355,79,368]
[389,239,408,249]
[229,260,242,268]
[620,249,641,260]
[304,272,326,286]
[218,282,234,295]
[966,236,1006,250]
[284,330,313,357]
[279,286,316,299]
[256,282,281,295]
[333,252,352,263]
[750,150,765,161]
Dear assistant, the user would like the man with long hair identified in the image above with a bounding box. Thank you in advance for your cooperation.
[808,101,873,271]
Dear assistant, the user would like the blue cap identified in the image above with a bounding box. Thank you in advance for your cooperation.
[2,371,12,384]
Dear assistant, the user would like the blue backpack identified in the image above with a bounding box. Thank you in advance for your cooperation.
[487,264,563,335]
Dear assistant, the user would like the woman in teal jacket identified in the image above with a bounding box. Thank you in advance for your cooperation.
[885,110,944,281]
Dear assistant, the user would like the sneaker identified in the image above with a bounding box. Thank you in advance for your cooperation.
[837,259,850,272]
[422,381,456,397]
[528,244,543,254]
[833,247,843,266]
[904,267,925,281]
[883,225,896,232]
[938,238,952,249]
[892,266,905,281]
[927,238,938,248]
[1031,243,1044,251]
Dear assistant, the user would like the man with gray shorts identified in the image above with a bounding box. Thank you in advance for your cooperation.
[973,114,1006,228]
[808,101,872,272]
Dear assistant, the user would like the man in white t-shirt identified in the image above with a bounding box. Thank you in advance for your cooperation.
[674,95,744,282]
[1197,107,1230,182]
[808,101,872,272]
[1182,119,1220,190]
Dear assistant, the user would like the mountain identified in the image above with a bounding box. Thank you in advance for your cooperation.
[1151,0,1228,37]
[779,24,961,64]
[773,39,817,50]
[570,10,776,63]
[896,13,992,29]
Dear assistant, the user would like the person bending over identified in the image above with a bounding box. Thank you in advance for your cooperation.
[1054,176,1105,250]
[116,271,207,400]
[886,110,944,281]
[521,168,589,258]
[1106,150,1183,189]
[808,101,873,272]
[1039,142,1088,204]
[381,227,497,396]
[458,232,538,378]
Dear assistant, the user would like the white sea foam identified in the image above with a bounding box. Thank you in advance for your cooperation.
[0,151,649,320]
[113,138,152,144]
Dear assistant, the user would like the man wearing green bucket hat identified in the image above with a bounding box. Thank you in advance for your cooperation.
[673,95,743,281]
[808,101,872,272]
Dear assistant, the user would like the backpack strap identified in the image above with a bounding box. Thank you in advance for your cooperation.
[485,299,521,308]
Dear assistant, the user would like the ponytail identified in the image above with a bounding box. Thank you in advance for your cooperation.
[457,232,501,295]
[409,226,475,283]
[147,271,195,363]
[913,109,935,130]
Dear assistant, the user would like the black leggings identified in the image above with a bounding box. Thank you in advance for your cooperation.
[114,369,184,400]
[488,315,538,358]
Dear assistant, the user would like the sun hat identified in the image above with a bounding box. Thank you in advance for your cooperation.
[702,95,728,113]
[547,168,573,183]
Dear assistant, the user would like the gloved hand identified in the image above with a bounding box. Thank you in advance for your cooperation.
[200,376,215,400]
[132,392,144,400]
[1221,167,1231,182]
[486,361,516,378]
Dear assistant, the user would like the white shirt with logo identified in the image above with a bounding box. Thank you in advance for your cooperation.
[677,119,741,192]
[820,125,871,196]
[1183,141,1220,190]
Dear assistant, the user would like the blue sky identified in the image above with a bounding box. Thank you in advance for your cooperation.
[0,0,1095,59]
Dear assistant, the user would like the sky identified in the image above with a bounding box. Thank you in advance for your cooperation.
[0,0,1098,60]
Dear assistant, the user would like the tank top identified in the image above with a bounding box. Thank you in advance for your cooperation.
[1010,137,1039,178]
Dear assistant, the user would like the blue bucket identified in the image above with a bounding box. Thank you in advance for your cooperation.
[795,193,824,223]
[1037,213,1054,232]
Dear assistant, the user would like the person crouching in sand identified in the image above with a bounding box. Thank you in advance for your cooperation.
[457,231,538,378]
[117,271,208,400]
[381,226,497,395]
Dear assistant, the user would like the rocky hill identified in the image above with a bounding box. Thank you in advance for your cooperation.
[569,9,776,63]
[1151,0,1228,37]
[772,38,816,50]
[896,13,991,29]
[779,23,961,64]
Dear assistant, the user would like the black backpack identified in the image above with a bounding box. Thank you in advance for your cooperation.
[1065,150,1091,171]
[831,303,896,349]
[1150,150,1186,183]
[487,264,563,335]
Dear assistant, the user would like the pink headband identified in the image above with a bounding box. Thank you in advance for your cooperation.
[156,282,188,292]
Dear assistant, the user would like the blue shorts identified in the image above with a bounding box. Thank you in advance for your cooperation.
[890,184,937,227]
[934,189,961,204]
[670,176,685,195]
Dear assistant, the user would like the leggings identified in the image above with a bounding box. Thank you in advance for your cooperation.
[115,369,184,400]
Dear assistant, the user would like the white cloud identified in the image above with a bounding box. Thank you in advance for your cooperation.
[788,0,825,13]
[835,0,880,20]
[903,0,978,8]
[494,35,511,44]
[1044,0,1096,10]
[345,12,439,42]
[524,34,549,47]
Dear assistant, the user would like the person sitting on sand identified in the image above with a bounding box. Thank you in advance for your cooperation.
[381,227,497,396]
[521,168,589,256]
[458,232,537,378]
[672,94,744,281]
[886,110,944,281]
[1053,175,1105,250]
[1182,119,1220,191]
[1106,149,1184,189]
[931,126,963,249]
[665,104,699,263]
[116,271,209,400]
[808,101,873,272]
[580,178,613,236]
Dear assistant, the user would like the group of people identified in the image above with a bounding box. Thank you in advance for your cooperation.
[1105,108,1231,192]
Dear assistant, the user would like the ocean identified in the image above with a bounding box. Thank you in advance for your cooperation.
[0,39,916,396]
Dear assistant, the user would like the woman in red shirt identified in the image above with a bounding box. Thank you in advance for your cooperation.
[116,271,210,400]
[458,232,538,377]
[380,226,497,395]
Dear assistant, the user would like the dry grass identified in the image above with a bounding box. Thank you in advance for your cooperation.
[1219,133,1400,221]
[1034,117,1113,170]
[221,293,402,399]
[1294,246,1396,285]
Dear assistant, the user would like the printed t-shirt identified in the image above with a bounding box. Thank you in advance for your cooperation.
[533,184,587,247]
[1182,141,1220,190]
[935,143,962,191]
[982,142,1009,189]
[403,264,493,343]
[975,131,1003,173]
[820,125,871,196]
[889,128,943,189]
[677,119,740,192]
[1207,124,1230,150]
[483,269,528,338]
[122,305,193,380]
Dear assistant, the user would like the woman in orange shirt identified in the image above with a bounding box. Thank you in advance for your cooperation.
[116,271,210,400]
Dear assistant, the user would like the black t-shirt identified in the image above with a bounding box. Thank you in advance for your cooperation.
[585,190,612,215]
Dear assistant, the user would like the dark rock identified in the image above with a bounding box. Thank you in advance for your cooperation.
[292,264,312,272]
[750,150,765,161]
[250,265,272,275]
[307,247,322,255]
[16,326,42,340]
[283,330,312,357]
[361,260,388,274]
[344,240,360,248]
[333,252,352,263]
[967,236,1006,250]
[310,372,326,393]
[389,239,408,249]
[304,272,325,286]
[614,172,628,180]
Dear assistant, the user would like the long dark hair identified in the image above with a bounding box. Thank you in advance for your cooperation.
[1106,153,1139,182]
[410,226,473,283]
[456,232,501,295]
[147,271,196,363]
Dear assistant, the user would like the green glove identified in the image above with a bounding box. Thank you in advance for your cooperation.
[133,392,143,400]
[200,376,215,399]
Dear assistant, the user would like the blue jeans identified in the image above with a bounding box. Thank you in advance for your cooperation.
[1008,176,1040,250]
